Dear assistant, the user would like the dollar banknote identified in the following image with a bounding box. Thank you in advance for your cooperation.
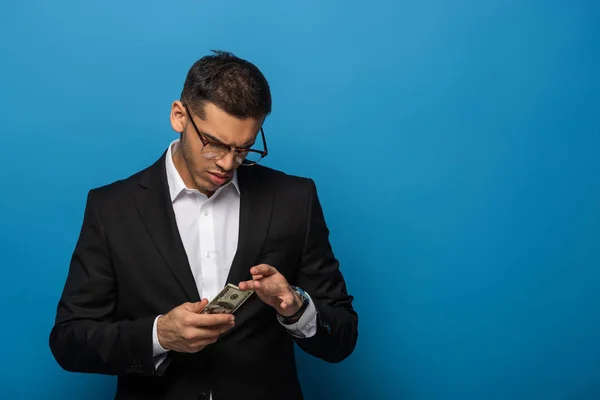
[200,283,254,314]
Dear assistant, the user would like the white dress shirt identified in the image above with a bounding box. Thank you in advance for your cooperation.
[151,139,317,374]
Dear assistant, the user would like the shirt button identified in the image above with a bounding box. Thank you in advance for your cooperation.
[202,209,209,216]
[205,252,211,259]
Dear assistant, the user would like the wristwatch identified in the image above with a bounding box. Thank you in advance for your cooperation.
[280,286,309,324]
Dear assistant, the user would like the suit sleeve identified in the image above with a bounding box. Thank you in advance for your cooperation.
[49,190,157,376]
[292,179,359,363]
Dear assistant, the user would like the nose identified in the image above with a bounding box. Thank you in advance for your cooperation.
[215,150,237,172]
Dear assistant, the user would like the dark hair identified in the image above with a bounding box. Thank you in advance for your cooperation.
[180,50,272,120]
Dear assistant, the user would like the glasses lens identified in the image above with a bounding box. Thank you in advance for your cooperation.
[202,143,228,159]
[243,151,263,164]
[201,143,263,165]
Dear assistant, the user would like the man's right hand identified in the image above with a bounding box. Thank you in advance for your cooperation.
[157,299,235,353]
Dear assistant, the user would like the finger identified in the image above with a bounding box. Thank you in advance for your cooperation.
[186,313,235,327]
[189,326,230,350]
[183,299,209,313]
[254,280,285,296]
[183,321,235,343]
[250,264,278,277]
[239,280,262,291]
[240,279,282,294]
[200,314,235,326]
[278,291,297,309]
[238,280,256,291]
[279,298,292,309]
[219,321,236,334]
[252,274,264,280]
[243,280,262,291]
[197,321,236,337]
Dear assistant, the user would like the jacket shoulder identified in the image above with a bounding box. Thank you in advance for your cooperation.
[251,164,314,188]
[85,160,158,205]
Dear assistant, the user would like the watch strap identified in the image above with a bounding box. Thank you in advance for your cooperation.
[279,286,309,323]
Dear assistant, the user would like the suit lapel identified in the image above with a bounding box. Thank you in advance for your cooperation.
[133,152,201,303]
[131,154,273,303]
[226,166,274,287]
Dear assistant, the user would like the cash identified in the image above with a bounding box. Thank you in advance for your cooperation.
[200,283,254,314]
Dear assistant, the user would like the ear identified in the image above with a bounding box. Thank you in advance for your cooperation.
[170,101,186,133]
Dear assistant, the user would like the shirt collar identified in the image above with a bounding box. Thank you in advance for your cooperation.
[165,139,240,202]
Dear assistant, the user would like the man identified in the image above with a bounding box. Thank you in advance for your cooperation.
[49,50,358,400]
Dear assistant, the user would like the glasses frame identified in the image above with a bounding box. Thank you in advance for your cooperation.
[183,103,268,166]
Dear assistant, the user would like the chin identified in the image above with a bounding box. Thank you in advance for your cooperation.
[193,176,217,193]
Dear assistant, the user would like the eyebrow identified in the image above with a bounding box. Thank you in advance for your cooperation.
[200,130,256,149]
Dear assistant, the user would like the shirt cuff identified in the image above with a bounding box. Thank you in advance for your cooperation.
[277,292,317,338]
[152,315,169,368]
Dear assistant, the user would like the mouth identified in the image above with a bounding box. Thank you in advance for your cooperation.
[207,172,231,186]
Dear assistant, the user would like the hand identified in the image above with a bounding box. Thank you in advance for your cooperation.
[157,299,235,353]
[238,264,302,317]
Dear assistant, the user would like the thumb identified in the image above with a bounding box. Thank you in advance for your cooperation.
[186,299,209,313]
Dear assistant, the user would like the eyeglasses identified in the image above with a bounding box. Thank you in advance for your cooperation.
[183,103,268,166]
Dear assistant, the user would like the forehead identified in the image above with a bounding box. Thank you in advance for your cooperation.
[196,102,263,146]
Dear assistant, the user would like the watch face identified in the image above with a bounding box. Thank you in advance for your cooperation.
[297,292,306,303]
[293,287,307,302]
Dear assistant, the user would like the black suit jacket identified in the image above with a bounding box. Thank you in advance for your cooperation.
[49,152,358,400]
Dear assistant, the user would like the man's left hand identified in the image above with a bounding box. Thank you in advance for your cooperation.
[238,264,302,317]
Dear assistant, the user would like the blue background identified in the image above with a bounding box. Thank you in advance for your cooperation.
[1,0,599,399]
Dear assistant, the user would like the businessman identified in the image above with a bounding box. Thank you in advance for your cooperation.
[50,50,358,400]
